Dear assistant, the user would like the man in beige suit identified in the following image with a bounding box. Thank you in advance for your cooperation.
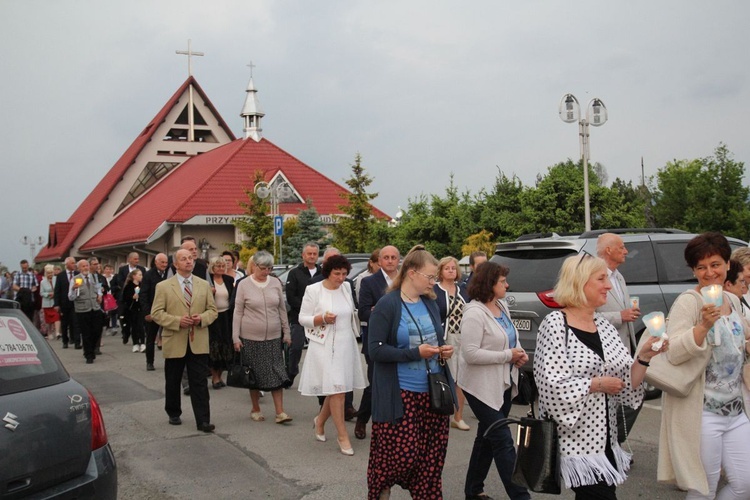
[152,249,218,432]
[596,233,642,445]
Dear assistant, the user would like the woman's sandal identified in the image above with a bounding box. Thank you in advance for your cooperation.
[250,411,265,422]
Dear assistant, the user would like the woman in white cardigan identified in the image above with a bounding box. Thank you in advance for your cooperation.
[458,262,530,500]
[298,254,366,456]
[659,233,750,499]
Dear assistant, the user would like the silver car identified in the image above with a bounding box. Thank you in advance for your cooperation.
[0,300,117,499]
[492,229,748,399]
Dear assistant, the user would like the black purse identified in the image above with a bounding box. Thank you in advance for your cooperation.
[226,351,258,389]
[402,299,455,415]
[511,369,536,406]
[484,406,561,494]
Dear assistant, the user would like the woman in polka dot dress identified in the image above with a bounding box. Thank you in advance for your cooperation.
[534,253,666,499]
[366,245,456,500]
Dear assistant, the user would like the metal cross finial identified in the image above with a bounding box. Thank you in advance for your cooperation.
[247,61,256,78]
[176,39,205,77]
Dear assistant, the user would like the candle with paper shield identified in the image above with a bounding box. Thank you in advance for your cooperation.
[643,311,668,351]
[700,284,723,307]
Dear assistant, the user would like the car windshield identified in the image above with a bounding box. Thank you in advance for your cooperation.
[492,249,578,292]
[0,311,68,396]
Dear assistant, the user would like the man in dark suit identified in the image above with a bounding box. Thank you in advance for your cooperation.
[151,249,217,432]
[285,242,321,384]
[354,244,400,439]
[461,250,487,288]
[115,252,147,289]
[141,253,169,371]
[54,257,79,349]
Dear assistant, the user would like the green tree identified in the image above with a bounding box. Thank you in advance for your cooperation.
[234,171,274,252]
[462,230,495,258]
[331,153,379,253]
[652,144,750,239]
[283,198,328,263]
[476,169,529,241]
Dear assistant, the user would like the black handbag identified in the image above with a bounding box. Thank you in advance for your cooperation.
[226,352,258,389]
[484,407,561,494]
[402,299,456,415]
[511,369,536,406]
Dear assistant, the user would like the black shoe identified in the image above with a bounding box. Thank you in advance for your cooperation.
[345,407,359,421]
[197,422,215,433]
[85,358,94,364]
[183,387,190,395]
[95,349,102,355]
[168,416,182,425]
[62,343,69,349]
[74,344,82,350]
[212,382,223,389]
[146,363,155,371]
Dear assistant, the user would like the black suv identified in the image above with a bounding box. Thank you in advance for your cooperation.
[491,229,748,399]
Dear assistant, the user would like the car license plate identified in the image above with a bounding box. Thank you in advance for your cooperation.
[512,319,531,331]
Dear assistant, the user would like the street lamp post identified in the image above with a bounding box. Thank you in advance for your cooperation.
[558,94,608,232]
[21,236,44,264]
[254,180,292,264]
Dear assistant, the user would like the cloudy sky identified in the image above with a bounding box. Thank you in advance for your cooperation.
[2,1,749,268]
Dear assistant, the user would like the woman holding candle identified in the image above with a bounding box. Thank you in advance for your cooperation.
[658,232,750,499]
[535,253,666,498]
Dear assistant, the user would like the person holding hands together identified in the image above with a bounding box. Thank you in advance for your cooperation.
[535,253,666,499]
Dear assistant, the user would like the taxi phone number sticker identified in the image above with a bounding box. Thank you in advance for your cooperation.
[0,317,41,366]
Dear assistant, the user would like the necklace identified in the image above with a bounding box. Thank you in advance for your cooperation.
[401,290,419,303]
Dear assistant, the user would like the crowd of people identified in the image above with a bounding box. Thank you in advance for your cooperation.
[9,230,750,499]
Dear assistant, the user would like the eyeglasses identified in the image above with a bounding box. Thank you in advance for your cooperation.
[575,250,594,269]
[414,270,438,282]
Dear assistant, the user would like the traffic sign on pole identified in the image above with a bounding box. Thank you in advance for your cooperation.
[274,215,283,236]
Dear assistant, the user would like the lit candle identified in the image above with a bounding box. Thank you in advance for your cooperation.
[643,311,666,338]
[700,284,723,307]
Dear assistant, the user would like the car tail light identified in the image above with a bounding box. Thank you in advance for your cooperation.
[537,289,563,309]
[88,390,109,450]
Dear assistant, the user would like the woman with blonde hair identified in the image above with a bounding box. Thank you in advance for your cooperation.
[434,255,471,431]
[367,245,455,499]
[39,264,61,340]
[535,253,666,498]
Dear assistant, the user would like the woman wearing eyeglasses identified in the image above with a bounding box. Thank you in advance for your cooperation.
[367,245,455,500]
[658,233,750,499]
[725,259,750,321]
[535,253,665,499]
[459,261,530,500]
[232,251,292,424]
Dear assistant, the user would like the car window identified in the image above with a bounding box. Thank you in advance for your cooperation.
[619,241,658,284]
[491,249,578,292]
[0,312,68,396]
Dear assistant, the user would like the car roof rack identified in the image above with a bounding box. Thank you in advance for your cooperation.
[578,228,688,238]
[515,232,579,241]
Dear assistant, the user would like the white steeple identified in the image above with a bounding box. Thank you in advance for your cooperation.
[240,63,264,141]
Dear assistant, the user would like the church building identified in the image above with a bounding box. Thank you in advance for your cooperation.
[36,69,388,266]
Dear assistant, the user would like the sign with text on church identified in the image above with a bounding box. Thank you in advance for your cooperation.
[183,214,338,225]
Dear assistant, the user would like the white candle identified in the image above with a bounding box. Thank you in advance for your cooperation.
[643,311,666,338]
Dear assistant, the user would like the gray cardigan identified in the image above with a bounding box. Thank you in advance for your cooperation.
[368,290,455,423]
[457,300,520,411]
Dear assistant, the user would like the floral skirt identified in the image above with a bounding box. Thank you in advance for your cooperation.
[367,390,450,499]
[240,337,290,391]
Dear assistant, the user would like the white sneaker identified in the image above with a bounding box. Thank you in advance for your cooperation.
[132,345,139,353]
[139,344,146,353]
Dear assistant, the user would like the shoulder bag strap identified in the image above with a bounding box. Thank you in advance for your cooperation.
[401,298,436,375]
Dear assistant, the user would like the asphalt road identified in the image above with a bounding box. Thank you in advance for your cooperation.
[53,334,688,499]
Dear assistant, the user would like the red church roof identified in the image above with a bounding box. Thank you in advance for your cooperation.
[36,77,235,261]
[79,137,390,251]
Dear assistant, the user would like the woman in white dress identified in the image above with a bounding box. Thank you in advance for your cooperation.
[299,254,366,455]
